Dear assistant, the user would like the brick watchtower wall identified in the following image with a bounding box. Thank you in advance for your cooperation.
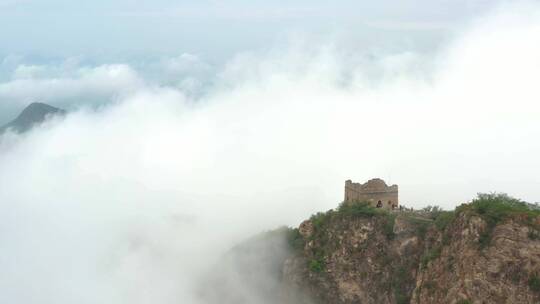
[344,178,398,210]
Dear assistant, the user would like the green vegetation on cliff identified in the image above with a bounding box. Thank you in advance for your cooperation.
[529,274,540,293]
[286,227,305,252]
[292,193,540,256]
[336,201,389,217]
[458,193,540,222]
[457,193,540,247]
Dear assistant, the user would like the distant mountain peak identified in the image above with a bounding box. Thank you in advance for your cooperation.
[0,102,66,134]
[22,102,60,112]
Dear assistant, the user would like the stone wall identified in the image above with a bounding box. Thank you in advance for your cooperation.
[344,178,398,210]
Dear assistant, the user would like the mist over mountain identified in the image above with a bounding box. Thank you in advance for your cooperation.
[1,1,540,304]
[0,102,65,134]
[212,194,540,304]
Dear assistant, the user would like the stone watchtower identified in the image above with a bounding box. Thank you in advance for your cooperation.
[344,178,398,210]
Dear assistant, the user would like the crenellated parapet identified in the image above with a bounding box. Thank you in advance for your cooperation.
[344,178,398,210]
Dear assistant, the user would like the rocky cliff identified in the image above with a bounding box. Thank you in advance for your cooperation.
[282,194,540,304]
[203,194,540,304]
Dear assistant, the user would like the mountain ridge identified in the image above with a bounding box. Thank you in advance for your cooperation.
[0,102,66,134]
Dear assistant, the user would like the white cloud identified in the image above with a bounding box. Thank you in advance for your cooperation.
[156,53,214,96]
[13,64,48,79]
[161,53,211,75]
[1,2,540,303]
[0,63,144,109]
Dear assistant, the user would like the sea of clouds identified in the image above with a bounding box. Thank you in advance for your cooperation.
[1,2,540,303]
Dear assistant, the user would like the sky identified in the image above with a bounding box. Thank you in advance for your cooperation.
[1,1,540,303]
[0,0,504,121]
[1,0,539,207]
[0,0,493,60]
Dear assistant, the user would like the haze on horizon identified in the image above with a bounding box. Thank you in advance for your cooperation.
[1,1,540,303]
[1,0,492,59]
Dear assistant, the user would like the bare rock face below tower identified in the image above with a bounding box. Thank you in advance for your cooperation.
[281,207,540,304]
[202,195,540,304]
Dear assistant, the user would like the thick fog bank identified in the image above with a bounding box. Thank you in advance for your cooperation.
[1,3,540,303]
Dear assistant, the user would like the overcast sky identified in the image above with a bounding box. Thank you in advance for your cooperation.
[0,0,496,60]
[0,0,507,123]
[0,0,539,205]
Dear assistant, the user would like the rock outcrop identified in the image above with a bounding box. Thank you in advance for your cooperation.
[282,198,540,304]
[412,213,540,303]
[283,212,428,304]
[203,195,540,304]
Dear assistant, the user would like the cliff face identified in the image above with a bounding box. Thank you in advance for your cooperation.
[412,213,540,304]
[282,201,540,304]
[202,196,540,304]
[283,212,428,304]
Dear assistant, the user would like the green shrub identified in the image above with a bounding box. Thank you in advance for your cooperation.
[461,193,540,224]
[422,205,443,219]
[478,231,491,248]
[457,300,472,304]
[423,280,436,291]
[434,211,456,230]
[309,210,336,232]
[395,293,410,304]
[309,258,325,273]
[441,233,451,246]
[528,230,540,240]
[529,274,540,292]
[286,228,305,251]
[458,193,540,247]
[421,246,441,267]
[384,214,397,240]
[337,201,386,218]
[392,266,411,304]
[309,201,386,231]
[404,216,432,239]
